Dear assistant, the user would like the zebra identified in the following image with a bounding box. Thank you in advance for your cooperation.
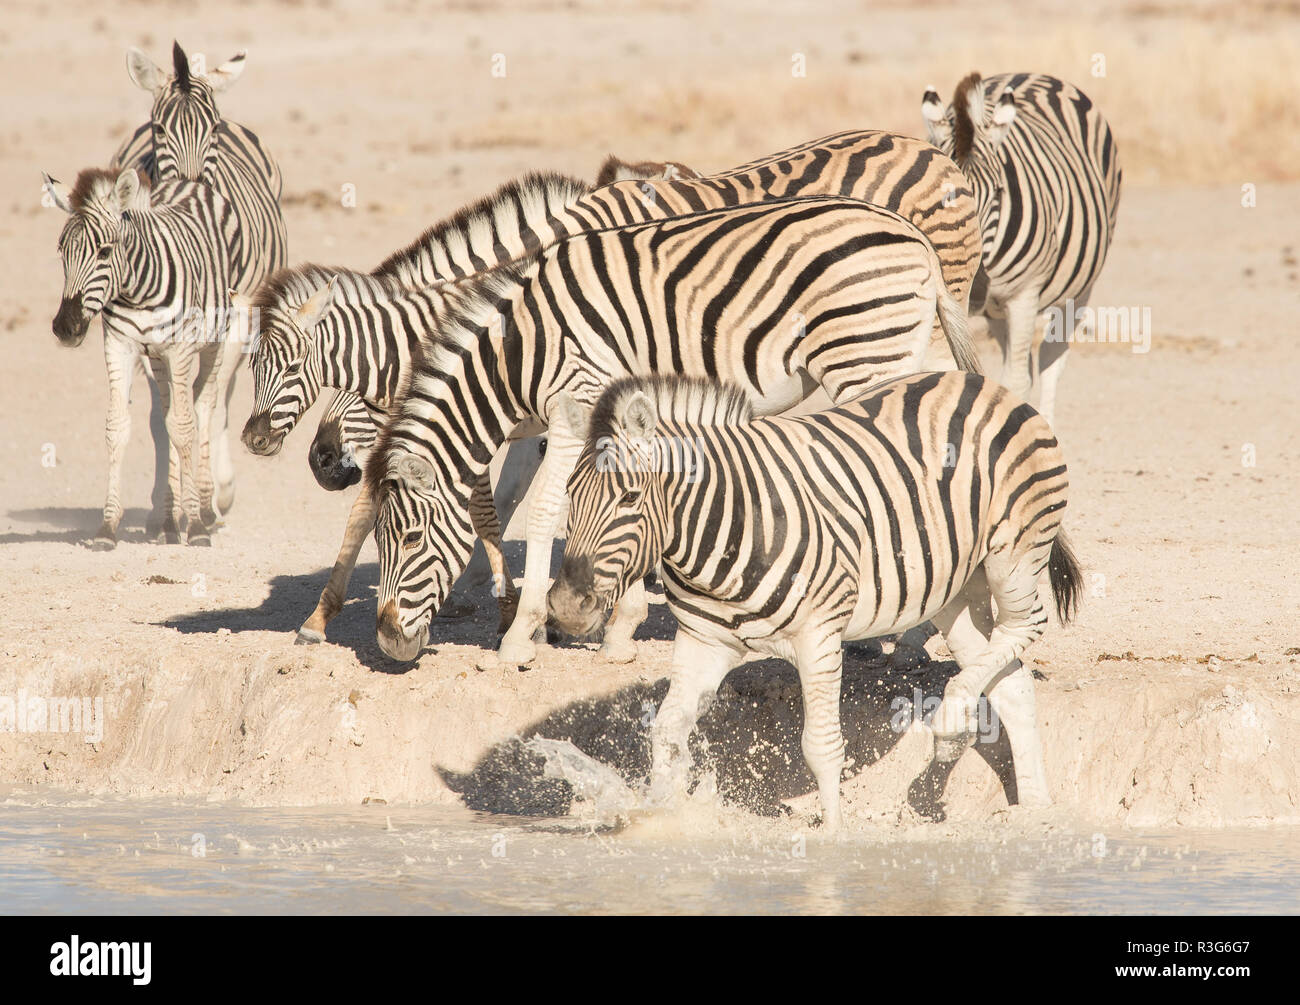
[921,72,1122,425]
[305,129,980,495]
[365,194,980,666]
[113,41,289,517]
[44,167,236,549]
[546,371,1082,832]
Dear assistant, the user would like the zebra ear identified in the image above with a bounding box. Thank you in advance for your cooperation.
[551,391,590,438]
[206,51,247,93]
[987,87,1017,146]
[921,86,951,147]
[295,276,337,330]
[113,168,142,214]
[392,451,437,489]
[42,173,73,213]
[126,47,166,94]
[617,391,658,441]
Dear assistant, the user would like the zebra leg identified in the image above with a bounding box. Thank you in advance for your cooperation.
[984,661,1051,807]
[162,353,207,546]
[211,329,243,515]
[466,469,519,634]
[647,630,739,806]
[929,559,1047,765]
[146,357,183,544]
[600,580,647,663]
[94,334,139,550]
[793,631,848,834]
[1000,287,1042,402]
[144,360,173,540]
[1036,290,1086,428]
[192,344,221,531]
[497,408,587,666]
[297,482,376,644]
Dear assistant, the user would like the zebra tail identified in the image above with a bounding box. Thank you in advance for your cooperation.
[936,280,983,375]
[1048,530,1084,625]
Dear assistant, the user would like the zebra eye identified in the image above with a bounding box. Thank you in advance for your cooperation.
[97,244,113,260]
[283,360,302,376]
[620,489,642,507]
[402,530,422,548]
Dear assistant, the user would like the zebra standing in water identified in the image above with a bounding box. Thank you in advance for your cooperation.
[547,372,1082,832]
[113,41,288,515]
[44,168,236,548]
[922,72,1122,425]
[365,195,980,666]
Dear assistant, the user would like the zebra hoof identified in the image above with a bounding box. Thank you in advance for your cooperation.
[601,640,638,664]
[889,644,931,672]
[932,732,974,764]
[89,536,116,552]
[295,628,325,646]
[188,532,212,548]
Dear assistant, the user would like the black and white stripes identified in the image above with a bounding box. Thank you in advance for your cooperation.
[547,371,1081,830]
[923,72,1122,423]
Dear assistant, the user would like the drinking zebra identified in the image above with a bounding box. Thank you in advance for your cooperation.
[44,168,237,549]
[113,41,289,517]
[365,195,980,665]
[547,372,1082,832]
[922,72,1122,424]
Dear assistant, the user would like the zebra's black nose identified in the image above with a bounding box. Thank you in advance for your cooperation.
[52,298,89,347]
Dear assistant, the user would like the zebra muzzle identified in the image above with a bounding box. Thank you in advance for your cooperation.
[376,600,427,663]
[546,566,606,638]
[241,413,286,456]
[52,298,91,347]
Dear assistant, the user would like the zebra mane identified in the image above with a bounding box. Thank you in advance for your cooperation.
[589,376,754,442]
[67,167,152,214]
[172,41,192,91]
[372,171,592,282]
[952,71,983,163]
[251,262,399,317]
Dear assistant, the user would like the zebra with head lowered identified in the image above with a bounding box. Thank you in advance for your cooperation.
[44,167,236,548]
[547,372,1082,832]
[113,40,288,516]
[366,194,980,666]
[922,72,1122,426]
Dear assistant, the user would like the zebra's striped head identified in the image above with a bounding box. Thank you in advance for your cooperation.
[922,74,1018,227]
[126,42,246,182]
[45,168,148,347]
[242,270,338,456]
[548,377,750,638]
[371,449,476,663]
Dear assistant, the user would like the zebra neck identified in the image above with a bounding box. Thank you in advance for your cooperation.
[658,427,722,573]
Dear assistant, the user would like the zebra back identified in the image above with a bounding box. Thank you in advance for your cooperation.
[563,370,1070,641]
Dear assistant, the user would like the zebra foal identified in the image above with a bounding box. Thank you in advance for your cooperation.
[547,372,1082,832]
[44,167,236,548]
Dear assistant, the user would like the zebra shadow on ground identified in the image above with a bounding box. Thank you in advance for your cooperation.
[438,652,1020,822]
[159,550,544,673]
[0,506,153,545]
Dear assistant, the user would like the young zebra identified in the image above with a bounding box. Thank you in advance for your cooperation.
[44,167,236,548]
[922,72,1122,424]
[367,195,980,665]
[114,41,289,516]
[547,372,1082,832]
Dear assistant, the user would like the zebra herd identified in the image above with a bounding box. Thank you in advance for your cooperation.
[44,44,1120,829]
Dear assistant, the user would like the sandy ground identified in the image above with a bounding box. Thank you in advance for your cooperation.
[1,0,1298,833]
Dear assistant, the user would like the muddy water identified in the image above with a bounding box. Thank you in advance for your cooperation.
[1,790,1296,914]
